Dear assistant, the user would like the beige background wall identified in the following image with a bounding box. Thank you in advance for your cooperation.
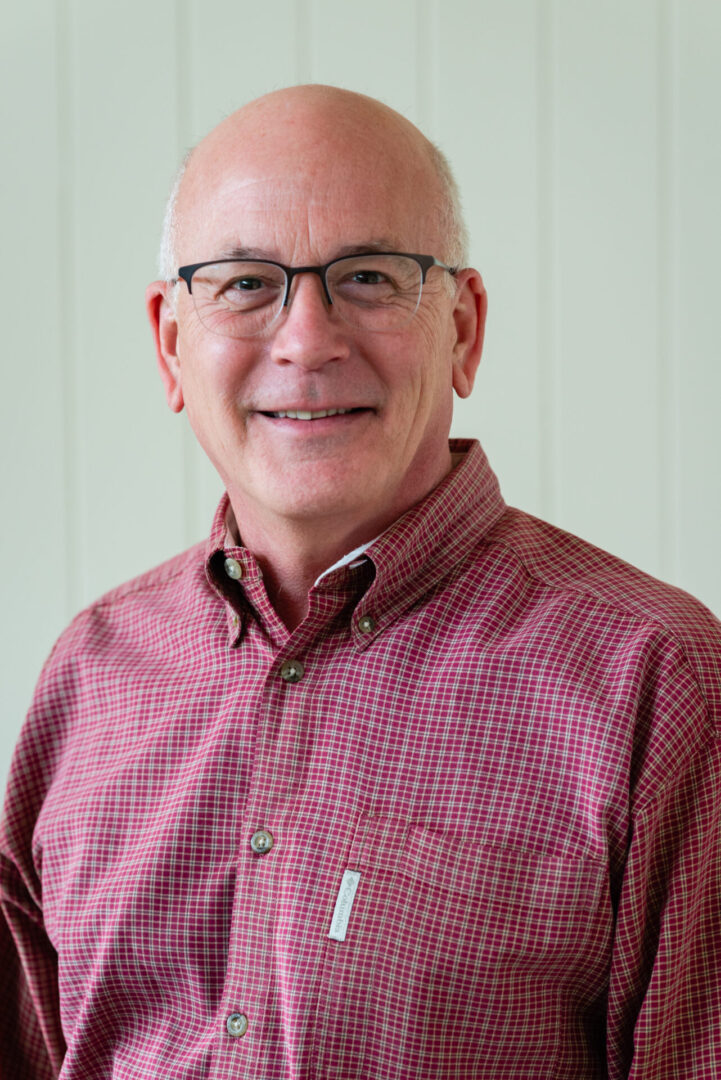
[2,0,720,787]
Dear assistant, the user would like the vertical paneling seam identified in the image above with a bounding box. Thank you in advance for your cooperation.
[537,0,557,520]
[56,0,80,615]
[657,0,680,584]
[174,0,197,549]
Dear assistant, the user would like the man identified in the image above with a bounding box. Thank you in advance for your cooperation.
[1,85,720,1079]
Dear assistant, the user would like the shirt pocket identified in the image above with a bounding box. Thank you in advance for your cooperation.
[313,814,612,1080]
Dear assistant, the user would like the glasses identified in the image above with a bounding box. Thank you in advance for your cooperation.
[174,252,457,338]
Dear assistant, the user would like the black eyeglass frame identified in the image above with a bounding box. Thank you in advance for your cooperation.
[174,252,458,309]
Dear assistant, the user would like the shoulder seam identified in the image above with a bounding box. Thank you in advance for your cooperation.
[485,532,673,627]
[482,532,715,718]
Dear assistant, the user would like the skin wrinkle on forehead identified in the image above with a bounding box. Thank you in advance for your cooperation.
[179,176,438,265]
[215,240,410,264]
[181,170,431,267]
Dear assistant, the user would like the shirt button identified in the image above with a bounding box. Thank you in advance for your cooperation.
[250,829,274,855]
[224,557,243,580]
[226,1012,248,1037]
[357,615,376,634]
[280,659,305,683]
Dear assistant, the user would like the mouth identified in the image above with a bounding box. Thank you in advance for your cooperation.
[259,407,368,421]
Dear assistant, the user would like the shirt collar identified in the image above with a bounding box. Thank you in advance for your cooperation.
[340,439,507,631]
[216,496,377,584]
[205,439,507,641]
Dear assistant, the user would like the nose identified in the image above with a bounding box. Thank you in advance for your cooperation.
[269,272,350,370]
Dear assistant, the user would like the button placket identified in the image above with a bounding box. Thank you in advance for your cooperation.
[221,643,306,1057]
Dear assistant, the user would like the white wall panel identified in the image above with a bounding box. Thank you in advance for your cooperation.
[675,0,721,613]
[1,3,68,783]
[553,0,663,577]
[184,0,301,145]
[68,0,185,607]
[435,0,545,516]
[309,0,420,121]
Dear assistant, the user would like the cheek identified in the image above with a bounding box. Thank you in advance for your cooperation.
[177,328,251,400]
[411,296,457,355]
[407,318,456,396]
[376,321,452,410]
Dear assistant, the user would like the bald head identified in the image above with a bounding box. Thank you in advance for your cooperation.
[158,85,468,280]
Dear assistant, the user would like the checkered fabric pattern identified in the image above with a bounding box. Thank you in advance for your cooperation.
[2,440,720,1079]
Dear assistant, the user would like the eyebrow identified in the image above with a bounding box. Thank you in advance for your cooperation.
[218,239,404,263]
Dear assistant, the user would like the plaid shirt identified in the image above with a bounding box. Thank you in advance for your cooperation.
[2,439,720,1079]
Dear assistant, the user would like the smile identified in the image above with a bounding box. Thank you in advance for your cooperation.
[264,408,355,420]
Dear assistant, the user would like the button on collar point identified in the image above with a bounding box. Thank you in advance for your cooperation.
[224,557,243,581]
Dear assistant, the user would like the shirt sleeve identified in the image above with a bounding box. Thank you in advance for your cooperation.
[0,852,65,1078]
[606,652,721,1078]
[0,638,69,1080]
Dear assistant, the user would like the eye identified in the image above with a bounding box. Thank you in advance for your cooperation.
[212,268,284,311]
[227,276,264,291]
[349,269,388,286]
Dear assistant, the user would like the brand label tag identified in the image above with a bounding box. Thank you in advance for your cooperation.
[328,870,362,942]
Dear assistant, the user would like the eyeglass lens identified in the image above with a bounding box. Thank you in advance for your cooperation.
[188,254,426,337]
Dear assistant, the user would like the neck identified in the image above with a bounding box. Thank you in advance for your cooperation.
[232,511,379,630]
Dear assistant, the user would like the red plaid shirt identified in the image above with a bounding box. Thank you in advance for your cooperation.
[2,440,721,1079]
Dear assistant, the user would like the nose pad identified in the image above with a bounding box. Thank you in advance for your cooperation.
[284,268,334,311]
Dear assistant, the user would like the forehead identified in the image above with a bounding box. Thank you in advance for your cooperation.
[175,111,442,264]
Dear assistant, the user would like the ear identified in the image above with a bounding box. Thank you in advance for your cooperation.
[449,268,487,400]
[146,280,184,413]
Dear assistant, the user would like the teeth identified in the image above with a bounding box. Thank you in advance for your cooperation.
[269,408,351,420]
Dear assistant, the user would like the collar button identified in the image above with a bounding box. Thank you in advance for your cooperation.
[224,557,243,580]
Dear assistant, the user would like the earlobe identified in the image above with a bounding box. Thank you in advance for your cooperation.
[451,269,487,400]
[146,281,184,413]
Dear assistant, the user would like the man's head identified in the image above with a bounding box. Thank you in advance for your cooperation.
[147,85,486,546]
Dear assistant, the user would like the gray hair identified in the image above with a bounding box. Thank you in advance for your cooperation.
[427,141,469,269]
[158,151,191,281]
[157,140,469,282]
